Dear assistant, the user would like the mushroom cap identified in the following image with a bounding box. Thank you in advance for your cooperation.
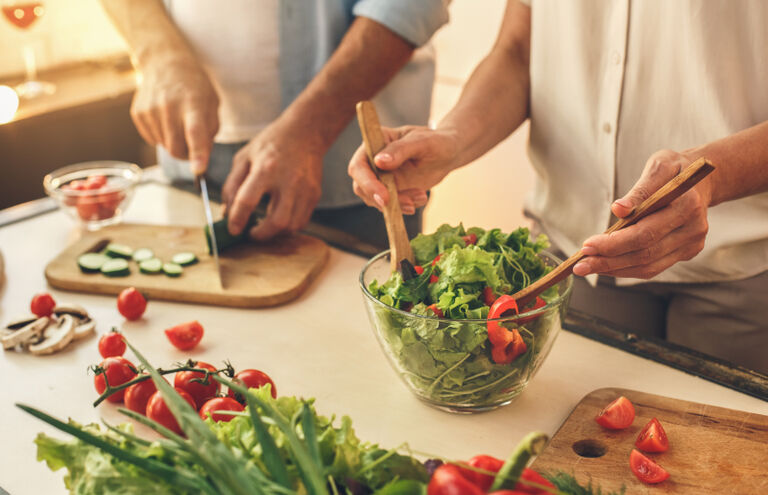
[29,315,76,355]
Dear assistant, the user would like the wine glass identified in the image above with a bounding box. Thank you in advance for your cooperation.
[1,0,55,98]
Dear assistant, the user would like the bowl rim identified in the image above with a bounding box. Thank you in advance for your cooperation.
[359,248,573,324]
[43,161,142,197]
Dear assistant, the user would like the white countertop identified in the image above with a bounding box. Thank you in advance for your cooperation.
[1,183,766,494]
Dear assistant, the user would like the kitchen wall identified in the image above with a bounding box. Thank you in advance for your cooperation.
[0,0,125,77]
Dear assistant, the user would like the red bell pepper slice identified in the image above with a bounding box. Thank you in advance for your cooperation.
[482,286,496,306]
[487,295,528,364]
[430,274,439,284]
[427,304,444,318]
[462,233,478,245]
[432,254,441,266]
[414,265,425,275]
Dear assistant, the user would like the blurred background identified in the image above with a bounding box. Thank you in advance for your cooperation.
[0,0,533,233]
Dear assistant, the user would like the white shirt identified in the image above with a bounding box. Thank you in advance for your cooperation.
[523,0,768,284]
[164,0,281,143]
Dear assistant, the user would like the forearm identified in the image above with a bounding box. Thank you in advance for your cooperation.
[438,0,531,169]
[99,0,197,68]
[275,16,414,154]
[685,120,768,206]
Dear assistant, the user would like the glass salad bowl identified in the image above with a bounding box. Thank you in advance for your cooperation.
[360,250,573,413]
[43,161,142,231]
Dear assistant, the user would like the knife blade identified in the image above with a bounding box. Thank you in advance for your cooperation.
[197,175,224,289]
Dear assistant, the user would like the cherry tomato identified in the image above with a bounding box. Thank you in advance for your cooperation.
[164,321,204,351]
[76,195,103,220]
[430,274,439,284]
[595,396,636,430]
[62,180,86,206]
[635,418,669,453]
[199,397,244,422]
[629,449,669,484]
[98,330,126,358]
[428,464,484,495]
[116,287,147,321]
[30,293,56,317]
[93,356,138,403]
[515,468,556,494]
[96,190,124,219]
[427,304,444,318]
[457,455,503,491]
[146,388,196,435]
[482,287,496,306]
[431,254,441,266]
[228,369,277,403]
[124,375,158,414]
[85,174,107,189]
[517,297,547,325]
[174,361,219,409]
[414,265,425,275]
[462,233,478,245]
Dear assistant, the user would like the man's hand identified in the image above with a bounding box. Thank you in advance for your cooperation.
[348,125,459,213]
[573,149,713,279]
[221,123,323,241]
[131,57,219,175]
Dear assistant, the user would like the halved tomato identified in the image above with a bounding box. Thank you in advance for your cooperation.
[630,449,669,484]
[635,418,669,453]
[595,396,635,429]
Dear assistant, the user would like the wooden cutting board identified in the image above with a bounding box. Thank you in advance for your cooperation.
[531,388,768,494]
[45,223,329,308]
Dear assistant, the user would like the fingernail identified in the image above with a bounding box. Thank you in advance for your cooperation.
[413,191,428,202]
[375,153,392,164]
[402,205,416,215]
[373,193,386,209]
[581,245,598,256]
[573,261,591,276]
[614,198,632,208]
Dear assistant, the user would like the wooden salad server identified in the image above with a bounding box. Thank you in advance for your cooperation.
[511,157,716,307]
[356,100,415,272]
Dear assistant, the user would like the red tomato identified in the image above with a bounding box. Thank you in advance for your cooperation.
[595,396,636,430]
[635,418,669,453]
[482,286,496,306]
[174,361,219,409]
[431,254,441,266]
[488,491,528,495]
[515,468,556,494]
[228,369,277,402]
[428,464,484,495]
[117,287,147,321]
[62,180,87,206]
[457,455,503,491]
[430,274,439,284]
[124,376,158,414]
[98,330,126,358]
[30,293,56,317]
[414,265,425,275]
[630,449,670,484]
[146,388,196,435]
[85,174,107,189]
[93,356,138,403]
[462,233,478,245]
[96,190,124,219]
[165,321,204,351]
[517,297,547,325]
[199,397,244,422]
[75,195,102,220]
[427,304,444,318]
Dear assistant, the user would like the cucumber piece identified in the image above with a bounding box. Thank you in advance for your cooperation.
[171,252,197,266]
[162,262,183,277]
[105,243,133,259]
[77,253,109,273]
[139,258,163,274]
[204,213,260,254]
[132,248,154,262]
[101,258,130,277]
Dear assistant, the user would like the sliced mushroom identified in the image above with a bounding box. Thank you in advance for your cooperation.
[73,318,96,340]
[5,314,39,330]
[53,303,89,319]
[2,316,49,350]
[29,315,76,355]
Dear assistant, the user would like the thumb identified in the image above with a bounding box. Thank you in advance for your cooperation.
[183,108,215,176]
[612,159,679,218]
[373,133,431,171]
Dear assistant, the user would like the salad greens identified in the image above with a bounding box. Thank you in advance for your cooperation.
[365,224,569,409]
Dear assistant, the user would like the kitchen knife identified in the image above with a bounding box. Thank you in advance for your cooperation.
[196,175,224,289]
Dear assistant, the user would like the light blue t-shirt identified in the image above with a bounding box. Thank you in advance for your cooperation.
[159,0,449,209]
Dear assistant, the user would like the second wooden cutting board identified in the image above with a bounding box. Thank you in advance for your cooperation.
[531,388,768,494]
[45,223,329,308]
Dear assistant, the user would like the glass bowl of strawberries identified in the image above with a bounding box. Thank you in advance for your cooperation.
[43,161,142,231]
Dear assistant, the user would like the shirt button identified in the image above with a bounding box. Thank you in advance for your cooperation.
[603,122,612,133]
[612,51,621,65]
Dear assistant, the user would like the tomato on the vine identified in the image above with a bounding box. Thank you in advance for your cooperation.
[93,356,137,403]
[595,396,635,430]
[30,293,56,317]
[165,321,204,351]
[117,287,147,321]
[124,376,158,414]
[174,361,219,408]
[199,397,244,422]
[228,369,277,402]
[630,449,669,484]
[98,330,126,358]
[635,418,669,453]
[146,388,196,435]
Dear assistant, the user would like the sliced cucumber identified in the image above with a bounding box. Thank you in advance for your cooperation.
[105,243,133,259]
[171,252,197,266]
[139,258,163,274]
[162,262,183,277]
[77,253,109,273]
[132,248,155,262]
[101,258,130,277]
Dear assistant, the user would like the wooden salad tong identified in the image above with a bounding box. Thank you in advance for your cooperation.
[356,101,415,272]
[511,157,716,307]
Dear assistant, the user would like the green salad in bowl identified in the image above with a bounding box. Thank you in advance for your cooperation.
[360,224,573,413]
